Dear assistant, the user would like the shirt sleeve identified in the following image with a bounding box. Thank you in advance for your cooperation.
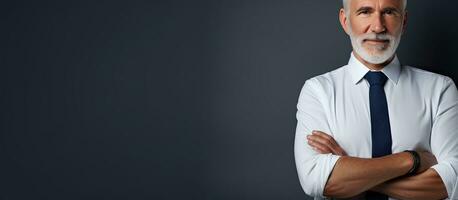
[430,77,458,199]
[294,78,341,198]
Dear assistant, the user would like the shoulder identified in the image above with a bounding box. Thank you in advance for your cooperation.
[297,65,345,103]
[297,65,345,107]
[403,65,453,82]
[402,65,455,87]
[302,65,347,93]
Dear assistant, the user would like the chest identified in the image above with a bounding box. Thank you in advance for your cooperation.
[325,83,433,157]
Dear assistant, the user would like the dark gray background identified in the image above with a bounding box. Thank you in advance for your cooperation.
[1,1,457,199]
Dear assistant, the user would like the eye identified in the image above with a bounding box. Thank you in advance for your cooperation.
[383,8,399,16]
[384,10,393,15]
[358,10,370,15]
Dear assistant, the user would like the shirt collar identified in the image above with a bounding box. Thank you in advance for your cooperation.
[347,52,401,85]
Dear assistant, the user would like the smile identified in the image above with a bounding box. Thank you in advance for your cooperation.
[364,39,390,44]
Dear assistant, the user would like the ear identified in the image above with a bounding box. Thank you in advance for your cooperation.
[339,8,350,35]
[402,10,408,34]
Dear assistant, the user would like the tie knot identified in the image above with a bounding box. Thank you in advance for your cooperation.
[365,71,388,86]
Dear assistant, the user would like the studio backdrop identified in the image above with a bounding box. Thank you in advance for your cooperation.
[1,1,457,199]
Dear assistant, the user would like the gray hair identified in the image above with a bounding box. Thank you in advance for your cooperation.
[342,0,407,13]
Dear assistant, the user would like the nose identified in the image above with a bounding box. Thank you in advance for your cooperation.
[370,13,386,33]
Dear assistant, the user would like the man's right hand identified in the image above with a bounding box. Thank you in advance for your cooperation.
[416,151,438,173]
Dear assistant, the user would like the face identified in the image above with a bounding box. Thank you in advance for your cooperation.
[340,0,407,64]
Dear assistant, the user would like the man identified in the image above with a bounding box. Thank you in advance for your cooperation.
[294,0,458,199]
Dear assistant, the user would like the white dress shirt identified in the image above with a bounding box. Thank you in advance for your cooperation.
[294,53,458,200]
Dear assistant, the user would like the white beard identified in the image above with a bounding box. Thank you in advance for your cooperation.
[348,25,402,64]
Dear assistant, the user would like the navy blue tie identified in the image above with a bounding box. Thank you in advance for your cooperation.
[365,71,392,200]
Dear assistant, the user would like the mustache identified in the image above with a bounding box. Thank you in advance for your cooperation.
[359,33,394,42]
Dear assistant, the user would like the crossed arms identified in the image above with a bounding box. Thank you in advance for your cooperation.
[308,131,446,200]
[294,78,458,199]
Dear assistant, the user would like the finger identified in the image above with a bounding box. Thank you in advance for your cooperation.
[309,137,346,156]
[312,131,346,155]
[313,145,332,154]
[312,131,333,140]
[313,131,341,146]
[312,131,338,147]
[308,135,335,150]
[307,139,332,154]
[309,134,347,156]
[314,146,330,154]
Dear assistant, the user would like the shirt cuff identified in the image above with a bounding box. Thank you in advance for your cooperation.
[431,162,457,198]
[318,154,341,198]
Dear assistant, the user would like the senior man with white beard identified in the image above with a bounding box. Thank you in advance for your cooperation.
[294,0,458,199]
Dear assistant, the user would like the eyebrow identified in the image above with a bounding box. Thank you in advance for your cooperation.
[382,7,401,13]
[355,6,401,13]
[355,6,374,13]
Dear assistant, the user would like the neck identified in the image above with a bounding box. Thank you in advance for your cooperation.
[353,51,395,71]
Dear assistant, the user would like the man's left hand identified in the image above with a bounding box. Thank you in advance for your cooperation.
[307,130,347,156]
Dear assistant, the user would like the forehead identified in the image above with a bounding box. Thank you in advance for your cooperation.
[350,0,403,9]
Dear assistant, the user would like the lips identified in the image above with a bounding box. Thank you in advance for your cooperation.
[364,39,390,44]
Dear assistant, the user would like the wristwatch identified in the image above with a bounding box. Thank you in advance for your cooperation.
[404,150,420,176]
